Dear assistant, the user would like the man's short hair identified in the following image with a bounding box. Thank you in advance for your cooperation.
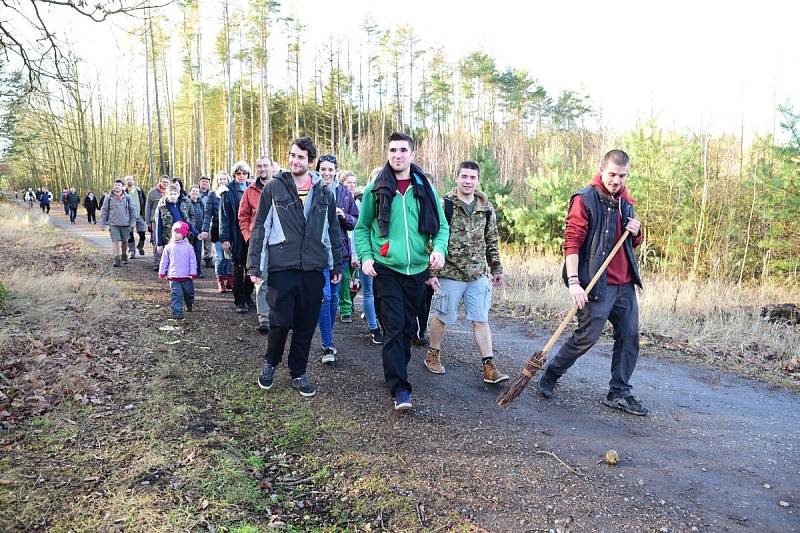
[291,137,317,162]
[114,179,124,185]
[601,149,630,169]
[199,175,210,182]
[159,174,170,181]
[388,132,414,151]
[457,160,480,177]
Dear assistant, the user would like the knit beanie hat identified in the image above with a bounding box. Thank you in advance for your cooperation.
[172,221,190,238]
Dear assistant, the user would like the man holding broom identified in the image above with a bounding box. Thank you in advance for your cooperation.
[538,149,647,416]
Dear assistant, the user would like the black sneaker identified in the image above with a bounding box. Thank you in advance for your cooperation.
[321,346,337,364]
[412,332,428,346]
[394,390,412,411]
[258,363,276,390]
[138,246,145,256]
[236,305,248,314]
[369,328,384,345]
[153,264,159,272]
[340,314,352,323]
[291,374,316,397]
[258,322,270,335]
[538,368,559,399]
[603,394,648,416]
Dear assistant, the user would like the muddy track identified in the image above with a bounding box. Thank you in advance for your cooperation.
[49,208,799,531]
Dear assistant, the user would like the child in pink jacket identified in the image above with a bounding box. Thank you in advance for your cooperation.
[159,221,198,319]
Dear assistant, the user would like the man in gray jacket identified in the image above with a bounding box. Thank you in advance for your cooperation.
[247,137,343,398]
[100,179,137,267]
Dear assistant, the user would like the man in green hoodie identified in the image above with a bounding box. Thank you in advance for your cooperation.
[354,132,449,411]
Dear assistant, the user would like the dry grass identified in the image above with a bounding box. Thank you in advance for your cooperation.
[496,247,800,386]
[0,202,122,427]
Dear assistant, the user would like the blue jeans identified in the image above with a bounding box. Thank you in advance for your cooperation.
[360,269,378,329]
[170,280,195,317]
[318,265,342,348]
[213,240,232,276]
[192,239,203,275]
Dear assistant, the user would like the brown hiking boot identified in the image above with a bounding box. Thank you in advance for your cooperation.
[483,359,510,384]
[424,348,445,374]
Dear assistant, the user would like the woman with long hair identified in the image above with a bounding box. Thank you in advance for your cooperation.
[204,171,234,292]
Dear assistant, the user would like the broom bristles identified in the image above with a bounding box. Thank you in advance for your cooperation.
[496,352,544,407]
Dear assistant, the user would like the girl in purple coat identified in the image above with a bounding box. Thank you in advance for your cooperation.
[159,221,198,319]
[316,155,359,363]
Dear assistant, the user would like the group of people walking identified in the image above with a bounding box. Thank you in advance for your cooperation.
[22,135,648,416]
[23,186,102,223]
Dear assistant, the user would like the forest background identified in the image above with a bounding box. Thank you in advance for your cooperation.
[0,0,798,285]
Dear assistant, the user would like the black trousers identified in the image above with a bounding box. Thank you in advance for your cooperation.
[233,241,255,306]
[546,282,640,396]
[373,262,429,395]
[41,204,50,214]
[416,284,434,336]
[68,207,77,222]
[87,209,96,223]
[265,269,325,378]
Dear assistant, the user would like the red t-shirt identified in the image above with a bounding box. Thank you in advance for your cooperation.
[396,179,411,195]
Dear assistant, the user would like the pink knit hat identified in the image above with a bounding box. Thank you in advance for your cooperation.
[172,221,190,238]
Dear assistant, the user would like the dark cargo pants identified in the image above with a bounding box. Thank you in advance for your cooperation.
[546,282,640,396]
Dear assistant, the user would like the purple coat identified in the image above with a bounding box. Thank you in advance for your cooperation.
[159,238,197,279]
[331,181,358,259]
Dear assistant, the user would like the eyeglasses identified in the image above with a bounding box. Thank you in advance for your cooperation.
[319,155,337,164]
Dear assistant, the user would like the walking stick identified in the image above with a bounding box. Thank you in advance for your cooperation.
[496,230,632,407]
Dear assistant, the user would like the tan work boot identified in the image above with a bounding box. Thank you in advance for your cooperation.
[424,347,445,374]
[483,359,510,384]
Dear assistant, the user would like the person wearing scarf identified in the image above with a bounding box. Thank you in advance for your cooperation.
[354,132,449,412]
[145,175,172,271]
[539,149,648,416]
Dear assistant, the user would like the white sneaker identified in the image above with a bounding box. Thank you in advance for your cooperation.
[321,346,337,364]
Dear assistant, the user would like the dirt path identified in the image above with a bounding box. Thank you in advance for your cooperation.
[46,208,800,531]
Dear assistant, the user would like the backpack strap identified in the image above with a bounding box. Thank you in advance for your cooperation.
[444,197,454,225]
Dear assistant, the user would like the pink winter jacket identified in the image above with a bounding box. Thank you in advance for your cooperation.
[159,239,197,280]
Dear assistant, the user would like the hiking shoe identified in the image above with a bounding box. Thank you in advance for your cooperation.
[258,363,276,390]
[127,250,136,259]
[603,394,648,416]
[258,322,270,335]
[412,332,428,346]
[424,348,445,374]
[121,254,129,265]
[153,264,159,272]
[321,346,337,364]
[538,368,559,399]
[291,374,317,397]
[236,305,248,314]
[369,328,383,345]
[482,359,510,384]
[138,246,145,256]
[394,390,412,411]
[113,256,121,267]
[340,314,352,323]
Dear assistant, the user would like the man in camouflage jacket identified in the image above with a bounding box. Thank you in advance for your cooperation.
[425,160,509,384]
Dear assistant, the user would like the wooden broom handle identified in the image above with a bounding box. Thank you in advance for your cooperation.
[538,230,632,357]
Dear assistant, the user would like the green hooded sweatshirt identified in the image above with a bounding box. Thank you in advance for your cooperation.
[354,176,449,275]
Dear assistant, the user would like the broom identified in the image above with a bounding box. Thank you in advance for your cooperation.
[496,230,632,407]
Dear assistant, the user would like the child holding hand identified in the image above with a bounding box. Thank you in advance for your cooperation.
[159,221,198,319]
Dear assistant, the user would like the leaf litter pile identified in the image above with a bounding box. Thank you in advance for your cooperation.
[0,217,130,431]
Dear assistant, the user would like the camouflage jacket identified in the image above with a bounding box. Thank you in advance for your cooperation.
[437,189,503,282]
